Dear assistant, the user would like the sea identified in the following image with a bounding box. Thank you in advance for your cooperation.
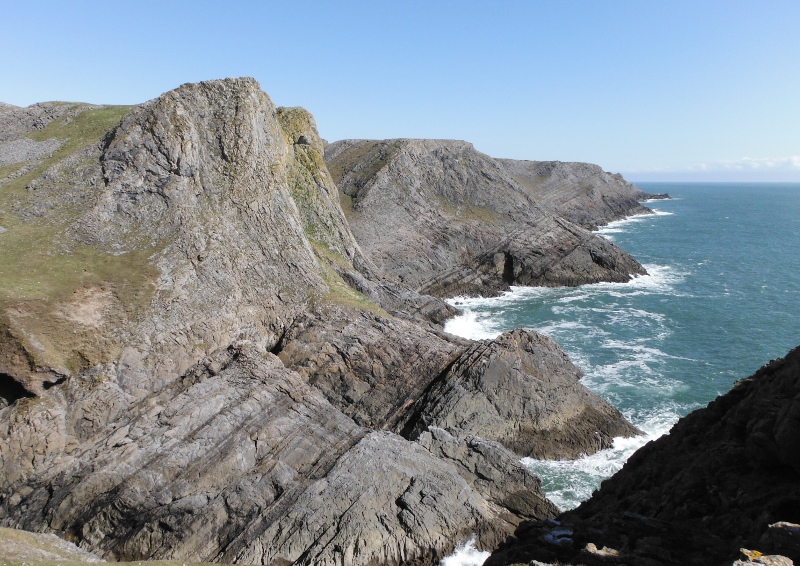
[440,182,800,565]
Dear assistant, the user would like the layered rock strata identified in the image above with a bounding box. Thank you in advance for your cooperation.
[487,344,800,566]
[325,139,648,297]
[497,158,657,230]
[0,78,642,565]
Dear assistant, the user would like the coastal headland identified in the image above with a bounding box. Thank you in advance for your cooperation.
[2,78,795,566]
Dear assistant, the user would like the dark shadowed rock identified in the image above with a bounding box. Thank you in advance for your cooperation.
[487,345,800,566]
[325,139,647,297]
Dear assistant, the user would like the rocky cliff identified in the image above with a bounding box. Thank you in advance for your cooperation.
[0,78,641,565]
[487,344,800,566]
[324,139,649,297]
[497,159,656,230]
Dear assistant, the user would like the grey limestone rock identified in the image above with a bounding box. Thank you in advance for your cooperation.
[405,329,640,459]
[276,307,638,461]
[0,77,645,566]
[0,348,555,565]
[325,138,647,297]
[0,137,64,167]
[497,159,655,230]
[276,303,466,431]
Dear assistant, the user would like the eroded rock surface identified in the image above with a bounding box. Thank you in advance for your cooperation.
[497,159,656,229]
[404,329,640,459]
[325,139,647,297]
[0,78,644,566]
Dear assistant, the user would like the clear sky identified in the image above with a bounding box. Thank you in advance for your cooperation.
[2,1,799,181]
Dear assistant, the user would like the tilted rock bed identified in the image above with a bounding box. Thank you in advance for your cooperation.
[0,78,648,565]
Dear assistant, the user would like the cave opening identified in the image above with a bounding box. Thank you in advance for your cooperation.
[0,374,35,406]
[502,252,515,284]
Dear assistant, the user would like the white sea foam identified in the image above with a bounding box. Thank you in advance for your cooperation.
[439,536,489,566]
[521,407,679,510]
[443,308,505,340]
[444,264,686,341]
[595,209,672,241]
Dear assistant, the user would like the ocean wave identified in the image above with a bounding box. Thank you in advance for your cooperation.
[444,264,686,341]
[439,536,489,566]
[443,309,503,340]
[521,405,679,510]
[595,208,673,241]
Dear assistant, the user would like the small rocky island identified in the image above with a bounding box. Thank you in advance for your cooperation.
[1,78,795,566]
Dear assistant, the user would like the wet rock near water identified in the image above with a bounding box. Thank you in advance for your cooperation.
[487,345,800,566]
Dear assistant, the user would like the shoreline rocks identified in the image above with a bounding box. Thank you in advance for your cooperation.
[486,345,800,566]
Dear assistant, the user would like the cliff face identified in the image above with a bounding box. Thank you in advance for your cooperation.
[0,78,641,565]
[487,345,800,566]
[325,139,647,298]
[497,159,654,230]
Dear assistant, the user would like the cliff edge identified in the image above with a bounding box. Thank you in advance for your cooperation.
[325,139,647,298]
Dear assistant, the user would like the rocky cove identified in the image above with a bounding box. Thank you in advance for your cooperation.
[0,78,797,566]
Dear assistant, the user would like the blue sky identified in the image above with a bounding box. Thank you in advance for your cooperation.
[2,1,798,181]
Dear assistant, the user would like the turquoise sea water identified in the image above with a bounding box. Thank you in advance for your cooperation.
[443,182,800,510]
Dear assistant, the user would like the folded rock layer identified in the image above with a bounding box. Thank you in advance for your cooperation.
[0,78,644,565]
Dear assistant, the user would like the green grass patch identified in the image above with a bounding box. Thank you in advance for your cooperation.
[0,104,160,371]
[325,140,404,194]
[4,105,132,196]
[310,242,389,317]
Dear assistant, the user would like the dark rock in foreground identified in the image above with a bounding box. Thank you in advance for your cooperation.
[487,344,800,566]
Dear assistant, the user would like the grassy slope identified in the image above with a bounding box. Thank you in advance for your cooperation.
[0,105,161,373]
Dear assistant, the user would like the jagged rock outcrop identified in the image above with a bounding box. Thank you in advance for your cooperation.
[0,79,452,400]
[497,159,656,230]
[275,304,468,431]
[325,139,647,297]
[487,344,800,566]
[0,345,554,565]
[277,309,637,459]
[0,78,644,566]
[403,329,640,459]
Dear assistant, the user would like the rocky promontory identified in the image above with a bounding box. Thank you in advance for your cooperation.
[325,139,649,297]
[497,158,658,230]
[0,78,644,565]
